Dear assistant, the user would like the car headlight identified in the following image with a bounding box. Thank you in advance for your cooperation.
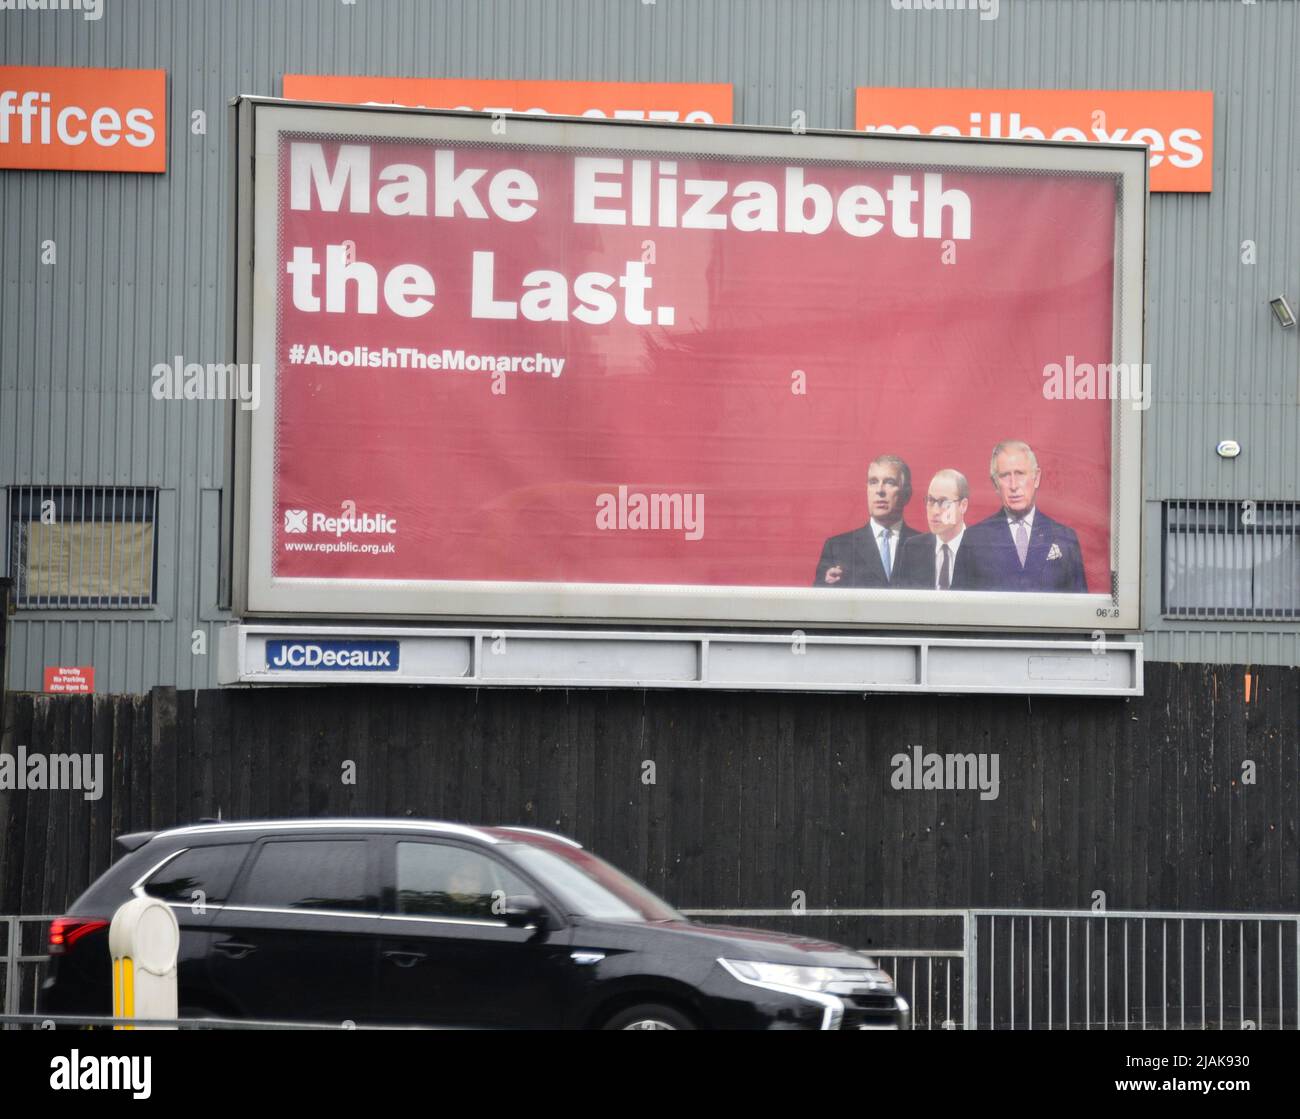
[719,959,893,993]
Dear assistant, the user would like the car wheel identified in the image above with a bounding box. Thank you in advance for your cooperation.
[602,1003,697,1030]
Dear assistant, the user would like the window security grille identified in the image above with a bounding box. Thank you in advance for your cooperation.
[1163,500,1300,620]
[6,486,158,609]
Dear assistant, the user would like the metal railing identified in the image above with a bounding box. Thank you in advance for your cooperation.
[1,915,57,1021]
[972,909,1300,1031]
[872,949,965,1029]
[8,909,1299,1029]
[684,907,1300,1030]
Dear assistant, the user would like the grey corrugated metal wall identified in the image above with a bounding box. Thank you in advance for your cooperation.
[1,0,1298,693]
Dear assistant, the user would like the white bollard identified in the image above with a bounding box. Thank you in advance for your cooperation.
[108,896,179,1029]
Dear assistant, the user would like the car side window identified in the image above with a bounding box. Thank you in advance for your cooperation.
[393,842,531,921]
[233,839,373,913]
[142,843,250,907]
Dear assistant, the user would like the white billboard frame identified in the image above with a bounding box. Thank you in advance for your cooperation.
[230,96,1147,632]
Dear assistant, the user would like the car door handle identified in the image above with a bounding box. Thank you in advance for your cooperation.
[214,939,258,960]
[383,950,427,968]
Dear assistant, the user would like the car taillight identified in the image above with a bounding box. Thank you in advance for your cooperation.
[48,917,109,956]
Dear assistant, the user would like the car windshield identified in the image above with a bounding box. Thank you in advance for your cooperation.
[505,843,682,923]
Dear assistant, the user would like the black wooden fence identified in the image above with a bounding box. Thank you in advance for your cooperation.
[1,661,1297,917]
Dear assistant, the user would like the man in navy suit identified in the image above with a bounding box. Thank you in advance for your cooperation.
[894,469,978,590]
[961,440,1087,593]
[813,455,920,588]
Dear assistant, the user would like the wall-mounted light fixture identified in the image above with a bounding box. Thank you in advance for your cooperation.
[1269,295,1296,328]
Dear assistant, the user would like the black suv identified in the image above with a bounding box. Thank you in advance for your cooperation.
[40,819,908,1030]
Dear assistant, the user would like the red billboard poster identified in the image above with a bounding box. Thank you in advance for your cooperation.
[233,101,1145,630]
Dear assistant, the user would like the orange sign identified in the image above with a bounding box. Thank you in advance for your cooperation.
[0,66,166,173]
[44,666,95,694]
[856,88,1213,192]
[282,75,732,125]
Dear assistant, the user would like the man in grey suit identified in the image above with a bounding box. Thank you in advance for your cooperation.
[813,455,920,588]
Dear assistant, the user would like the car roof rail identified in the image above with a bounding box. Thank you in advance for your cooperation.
[495,826,584,849]
[150,817,504,844]
[115,830,158,854]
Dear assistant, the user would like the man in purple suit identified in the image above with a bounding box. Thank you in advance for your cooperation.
[960,440,1087,594]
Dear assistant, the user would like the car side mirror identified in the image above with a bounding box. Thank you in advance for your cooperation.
[499,893,548,928]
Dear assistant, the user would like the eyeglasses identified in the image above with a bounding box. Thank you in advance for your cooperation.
[924,497,962,510]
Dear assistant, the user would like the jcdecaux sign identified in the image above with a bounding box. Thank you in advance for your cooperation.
[264,639,400,671]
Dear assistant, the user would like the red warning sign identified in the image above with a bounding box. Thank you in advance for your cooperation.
[44,666,95,694]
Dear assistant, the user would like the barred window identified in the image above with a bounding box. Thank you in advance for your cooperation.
[1163,500,1300,620]
[6,487,158,609]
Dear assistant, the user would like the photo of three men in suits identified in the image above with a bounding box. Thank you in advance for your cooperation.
[814,440,1088,593]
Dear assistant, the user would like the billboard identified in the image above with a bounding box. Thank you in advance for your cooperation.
[0,66,166,173]
[230,99,1145,631]
[856,88,1212,192]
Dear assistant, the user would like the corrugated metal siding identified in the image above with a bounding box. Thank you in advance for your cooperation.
[1,0,1298,692]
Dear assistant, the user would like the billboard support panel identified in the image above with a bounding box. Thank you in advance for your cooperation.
[230,98,1146,636]
[218,624,1142,696]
